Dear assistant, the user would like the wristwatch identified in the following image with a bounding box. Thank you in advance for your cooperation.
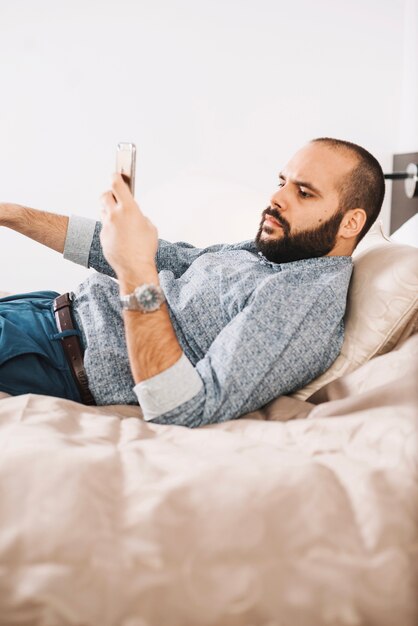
[120,284,166,313]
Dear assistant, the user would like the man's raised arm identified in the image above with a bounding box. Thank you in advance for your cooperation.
[0,202,69,253]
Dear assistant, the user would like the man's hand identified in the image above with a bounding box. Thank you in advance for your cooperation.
[100,174,159,289]
[100,174,183,384]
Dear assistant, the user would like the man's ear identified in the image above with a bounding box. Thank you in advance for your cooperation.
[339,208,367,240]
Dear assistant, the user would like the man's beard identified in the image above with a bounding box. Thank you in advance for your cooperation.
[255,206,346,264]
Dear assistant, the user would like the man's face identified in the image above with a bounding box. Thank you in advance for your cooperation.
[255,142,356,263]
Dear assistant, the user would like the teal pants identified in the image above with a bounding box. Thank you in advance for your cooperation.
[0,291,82,402]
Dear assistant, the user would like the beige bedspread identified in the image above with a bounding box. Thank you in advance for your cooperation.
[0,335,417,626]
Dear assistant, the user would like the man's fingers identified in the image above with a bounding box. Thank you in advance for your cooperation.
[100,191,117,220]
[111,172,132,204]
[101,190,117,209]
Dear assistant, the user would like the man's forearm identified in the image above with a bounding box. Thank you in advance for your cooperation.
[123,304,183,381]
[119,272,183,382]
[0,203,69,253]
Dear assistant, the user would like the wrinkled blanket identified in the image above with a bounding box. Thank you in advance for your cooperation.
[0,335,417,626]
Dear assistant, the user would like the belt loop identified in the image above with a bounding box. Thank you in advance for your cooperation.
[49,329,82,341]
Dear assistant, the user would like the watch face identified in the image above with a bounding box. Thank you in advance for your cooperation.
[121,284,165,312]
[139,286,159,309]
[135,285,165,312]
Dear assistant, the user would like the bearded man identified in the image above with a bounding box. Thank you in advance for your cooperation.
[0,137,385,427]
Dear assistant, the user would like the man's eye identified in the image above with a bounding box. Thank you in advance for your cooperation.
[299,188,311,198]
[277,182,285,188]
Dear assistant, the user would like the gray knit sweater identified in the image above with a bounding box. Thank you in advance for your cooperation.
[64,216,353,427]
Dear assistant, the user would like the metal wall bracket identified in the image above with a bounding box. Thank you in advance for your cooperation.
[384,162,418,199]
[388,152,418,234]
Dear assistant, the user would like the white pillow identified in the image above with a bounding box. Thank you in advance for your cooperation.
[390,213,418,247]
[292,221,418,401]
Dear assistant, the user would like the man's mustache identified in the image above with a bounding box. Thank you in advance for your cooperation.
[262,207,290,234]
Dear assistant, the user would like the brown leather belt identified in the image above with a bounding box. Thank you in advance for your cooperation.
[53,293,96,405]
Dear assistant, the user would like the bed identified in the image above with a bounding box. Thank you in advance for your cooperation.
[0,219,417,626]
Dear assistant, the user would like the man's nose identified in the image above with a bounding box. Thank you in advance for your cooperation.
[270,186,287,210]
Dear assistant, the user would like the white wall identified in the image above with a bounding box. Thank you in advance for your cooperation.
[398,0,418,152]
[0,0,409,293]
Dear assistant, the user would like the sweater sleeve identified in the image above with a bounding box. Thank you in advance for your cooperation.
[134,282,345,427]
[63,216,97,268]
[63,215,235,278]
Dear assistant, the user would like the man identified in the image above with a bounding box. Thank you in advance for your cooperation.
[0,137,385,427]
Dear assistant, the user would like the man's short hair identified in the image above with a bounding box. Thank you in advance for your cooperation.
[311,137,385,243]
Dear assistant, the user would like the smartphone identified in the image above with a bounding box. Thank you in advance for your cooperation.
[116,142,136,196]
